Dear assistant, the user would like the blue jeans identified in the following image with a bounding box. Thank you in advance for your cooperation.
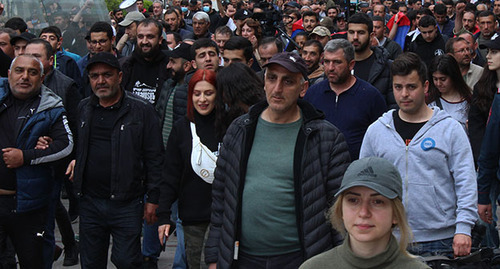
[407,237,454,257]
[142,196,161,260]
[79,195,143,269]
[171,201,187,269]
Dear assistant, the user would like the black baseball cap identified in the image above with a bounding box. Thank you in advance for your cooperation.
[86,52,121,71]
[263,52,308,80]
[168,43,193,61]
[10,32,36,45]
[234,9,253,20]
[479,33,500,50]
[284,1,301,9]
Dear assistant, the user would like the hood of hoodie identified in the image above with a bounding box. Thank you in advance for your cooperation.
[378,107,451,140]
[0,78,63,113]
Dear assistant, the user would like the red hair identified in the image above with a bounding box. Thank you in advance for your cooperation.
[187,69,217,122]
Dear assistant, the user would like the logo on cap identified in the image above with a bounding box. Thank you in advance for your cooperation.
[289,56,296,62]
[493,33,499,40]
[357,166,377,178]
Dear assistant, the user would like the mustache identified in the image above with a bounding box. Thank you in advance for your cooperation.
[96,84,109,89]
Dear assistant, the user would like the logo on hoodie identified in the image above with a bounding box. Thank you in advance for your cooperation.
[421,138,435,151]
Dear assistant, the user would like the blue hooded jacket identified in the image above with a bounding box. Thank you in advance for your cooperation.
[0,78,73,212]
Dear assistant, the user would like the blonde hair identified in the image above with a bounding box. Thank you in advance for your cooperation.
[329,193,413,256]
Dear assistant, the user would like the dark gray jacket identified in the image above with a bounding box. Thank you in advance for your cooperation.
[43,69,81,135]
[366,46,396,109]
[382,38,402,61]
[204,99,351,268]
[155,78,188,131]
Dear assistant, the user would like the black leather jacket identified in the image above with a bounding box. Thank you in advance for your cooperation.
[73,91,164,203]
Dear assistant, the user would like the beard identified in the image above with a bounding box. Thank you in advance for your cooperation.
[354,39,370,52]
[171,68,186,82]
[139,44,160,59]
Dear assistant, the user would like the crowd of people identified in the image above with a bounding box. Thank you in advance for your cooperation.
[2,0,500,268]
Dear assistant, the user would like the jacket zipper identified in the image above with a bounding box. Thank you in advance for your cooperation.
[404,144,409,209]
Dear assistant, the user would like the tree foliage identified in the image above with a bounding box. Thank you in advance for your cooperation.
[104,0,153,12]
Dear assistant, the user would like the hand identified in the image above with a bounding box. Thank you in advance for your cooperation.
[208,263,217,269]
[453,234,471,257]
[144,203,159,225]
[65,160,76,181]
[249,35,258,47]
[2,148,23,168]
[478,203,493,224]
[0,3,4,16]
[35,136,53,150]
[456,2,465,16]
[158,224,171,245]
[226,7,236,18]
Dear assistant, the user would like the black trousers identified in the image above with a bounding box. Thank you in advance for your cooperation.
[0,195,47,269]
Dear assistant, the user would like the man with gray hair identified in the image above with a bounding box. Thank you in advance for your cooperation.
[205,52,350,268]
[191,11,212,40]
[152,0,166,20]
[304,39,386,160]
[0,54,73,268]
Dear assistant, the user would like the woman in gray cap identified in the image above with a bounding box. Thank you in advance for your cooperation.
[300,157,430,269]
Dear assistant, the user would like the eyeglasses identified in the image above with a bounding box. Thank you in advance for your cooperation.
[90,39,109,45]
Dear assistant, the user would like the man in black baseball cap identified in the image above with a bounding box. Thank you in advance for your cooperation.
[479,32,500,50]
[70,51,164,268]
[10,31,36,57]
[204,50,351,268]
[263,51,309,80]
[156,42,194,139]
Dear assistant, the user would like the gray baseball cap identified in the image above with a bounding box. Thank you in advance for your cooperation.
[118,11,146,27]
[335,157,403,199]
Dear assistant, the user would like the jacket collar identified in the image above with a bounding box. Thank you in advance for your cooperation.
[0,77,62,113]
[89,88,126,109]
[246,99,325,125]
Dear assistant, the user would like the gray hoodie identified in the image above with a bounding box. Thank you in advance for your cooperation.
[360,108,477,243]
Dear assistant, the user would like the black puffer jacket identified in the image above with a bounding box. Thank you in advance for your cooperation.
[204,99,351,268]
[366,46,397,109]
[155,78,188,130]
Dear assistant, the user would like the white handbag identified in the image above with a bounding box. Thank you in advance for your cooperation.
[190,122,217,184]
